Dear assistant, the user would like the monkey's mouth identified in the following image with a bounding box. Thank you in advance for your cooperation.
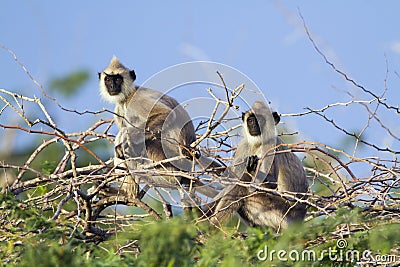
[107,89,121,96]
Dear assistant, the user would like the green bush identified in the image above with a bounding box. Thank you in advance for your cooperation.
[2,193,399,266]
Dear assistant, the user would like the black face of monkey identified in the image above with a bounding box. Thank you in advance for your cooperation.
[103,73,124,95]
[242,111,280,137]
[245,113,261,136]
[99,70,136,96]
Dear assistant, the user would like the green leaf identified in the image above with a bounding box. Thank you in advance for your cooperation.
[49,70,90,97]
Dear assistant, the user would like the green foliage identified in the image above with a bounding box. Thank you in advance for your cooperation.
[18,242,87,267]
[197,229,247,266]
[1,194,399,266]
[1,193,53,231]
[41,160,56,176]
[128,218,197,267]
[368,223,400,253]
[49,70,90,97]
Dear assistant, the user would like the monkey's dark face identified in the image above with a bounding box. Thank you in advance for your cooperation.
[103,73,124,96]
[245,113,262,137]
[242,109,280,138]
[99,69,136,97]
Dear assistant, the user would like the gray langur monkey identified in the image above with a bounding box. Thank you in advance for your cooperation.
[99,57,218,200]
[209,101,308,230]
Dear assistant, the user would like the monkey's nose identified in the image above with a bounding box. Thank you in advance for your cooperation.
[108,85,121,95]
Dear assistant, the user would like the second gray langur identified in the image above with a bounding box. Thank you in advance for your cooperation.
[99,56,202,198]
[209,101,309,230]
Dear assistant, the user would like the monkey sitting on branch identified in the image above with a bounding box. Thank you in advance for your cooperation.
[208,101,309,231]
[98,57,218,202]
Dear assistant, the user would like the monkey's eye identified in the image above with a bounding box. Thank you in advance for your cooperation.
[115,77,123,84]
[248,117,256,125]
[105,76,110,82]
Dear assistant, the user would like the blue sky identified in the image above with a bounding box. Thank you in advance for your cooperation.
[1,1,399,177]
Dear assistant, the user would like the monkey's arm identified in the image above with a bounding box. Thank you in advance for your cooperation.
[113,127,148,198]
[274,138,308,193]
[115,127,148,161]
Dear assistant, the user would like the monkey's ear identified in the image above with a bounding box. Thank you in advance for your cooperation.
[241,112,246,121]
[272,112,280,125]
[129,70,136,81]
[98,72,101,80]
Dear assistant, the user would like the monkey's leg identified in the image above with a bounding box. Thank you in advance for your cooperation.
[237,193,284,230]
[209,183,248,226]
[114,128,141,199]
[207,156,262,226]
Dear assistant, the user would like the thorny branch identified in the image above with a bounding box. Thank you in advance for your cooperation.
[190,71,244,148]
[298,11,400,114]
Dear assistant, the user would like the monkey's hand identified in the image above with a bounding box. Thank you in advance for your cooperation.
[246,155,259,173]
[181,145,201,159]
[114,129,127,159]
[115,143,125,160]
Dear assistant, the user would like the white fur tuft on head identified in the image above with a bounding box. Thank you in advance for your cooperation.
[106,56,128,73]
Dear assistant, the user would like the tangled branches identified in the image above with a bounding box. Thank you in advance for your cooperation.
[0,41,399,247]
